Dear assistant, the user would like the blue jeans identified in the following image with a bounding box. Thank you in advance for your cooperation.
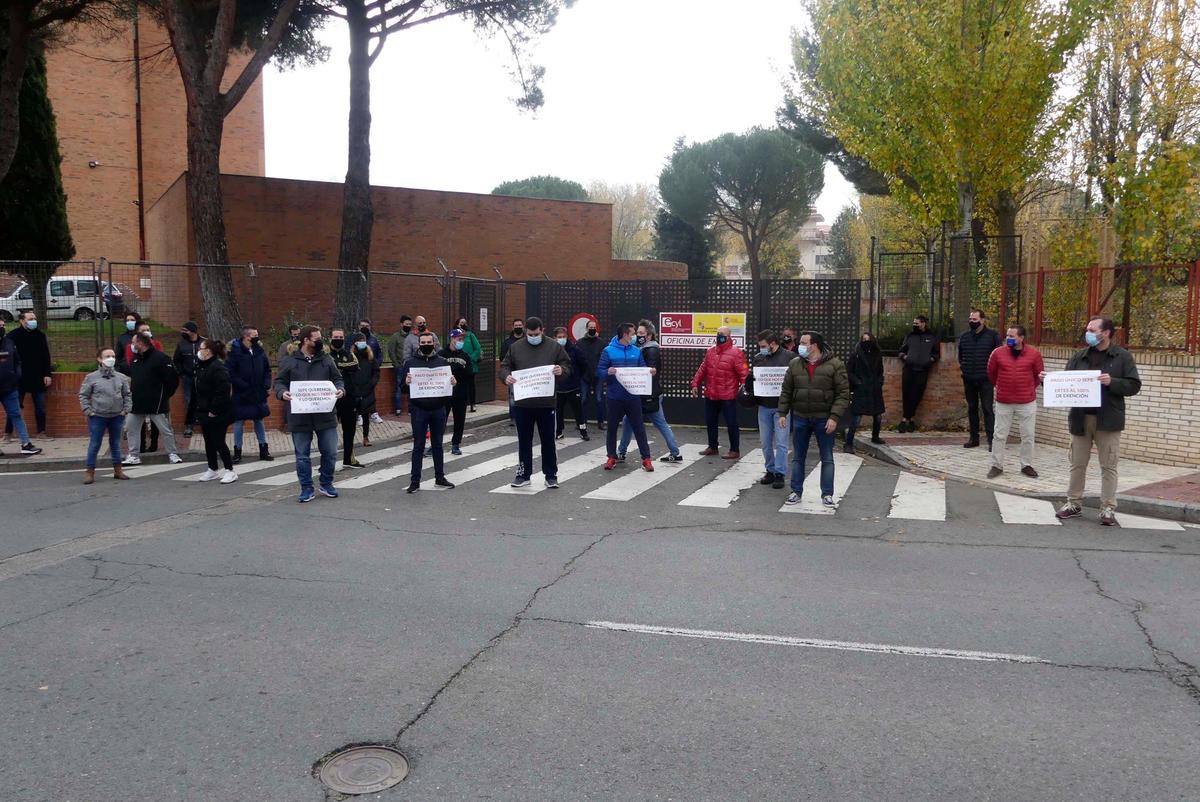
[1,390,30,443]
[790,416,835,496]
[410,405,447,481]
[4,389,46,434]
[620,399,679,457]
[292,426,338,491]
[758,406,789,474]
[86,414,125,468]
[580,378,605,427]
[232,418,267,448]
[607,396,650,459]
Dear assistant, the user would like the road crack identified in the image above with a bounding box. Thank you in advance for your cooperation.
[81,554,346,585]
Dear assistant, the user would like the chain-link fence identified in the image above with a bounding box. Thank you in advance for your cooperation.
[0,260,106,369]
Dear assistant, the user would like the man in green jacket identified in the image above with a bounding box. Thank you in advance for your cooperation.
[778,331,850,508]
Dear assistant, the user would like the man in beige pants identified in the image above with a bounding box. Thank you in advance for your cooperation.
[1047,316,1141,526]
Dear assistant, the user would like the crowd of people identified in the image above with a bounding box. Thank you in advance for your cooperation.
[0,306,1142,523]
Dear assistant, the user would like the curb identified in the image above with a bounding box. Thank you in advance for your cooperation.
[0,410,512,474]
[855,440,1200,525]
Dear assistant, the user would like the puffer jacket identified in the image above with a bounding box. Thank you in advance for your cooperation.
[899,330,940,372]
[987,344,1045,405]
[778,353,850,422]
[958,326,1002,381]
[691,340,749,401]
[1064,344,1141,433]
[640,340,665,398]
[597,336,647,402]
[194,357,234,424]
[78,366,131,417]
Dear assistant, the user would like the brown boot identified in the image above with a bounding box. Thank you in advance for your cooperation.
[113,465,130,480]
[722,451,741,460]
[83,468,95,485]
[700,447,720,456]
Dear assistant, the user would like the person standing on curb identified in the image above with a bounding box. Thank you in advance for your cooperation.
[440,328,472,455]
[897,315,939,432]
[553,326,589,442]
[748,330,792,487]
[228,325,273,464]
[274,326,345,502]
[357,319,385,425]
[330,328,366,469]
[986,325,1044,480]
[779,331,849,508]
[122,332,183,466]
[599,322,655,472]
[453,316,482,412]
[692,325,748,459]
[400,331,457,493]
[0,334,41,455]
[173,321,203,438]
[403,315,440,364]
[500,318,526,427]
[5,311,51,440]
[193,340,238,484]
[958,308,1001,449]
[575,319,607,431]
[276,323,301,434]
[500,316,570,488]
[618,320,681,463]
[1051,316,1141,526]
[79,347,131,484]
[387,315,413,416]
[115,311,141,374]
[844,332,886,453]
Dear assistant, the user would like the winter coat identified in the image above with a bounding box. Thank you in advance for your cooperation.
[0,336,20,396]
[227,340,272,421]
[128,347,179,415]
[276,338,298,366]
[273,349,344,433]
[120,337,163,376]
[748,346,794,408]
[556,342,588,394]
[575,334,606,381]
[79,366,131,418]
[597,337,647,402]
[193,357,233,424]
[987,344,1045,405]
[173,335,203,379]
[333,344,380,412]
[399,350,455,412]
[7,326,51,393]
[115,330,136,373]
[640,340,666,398]
[499,337,572,409]
[500,334,521,362]
[778,353,851,422]
[1064,344,1141,434]
[899,330,940,372]
[358,331,384,368]
[691,340,749,401]
[386,329,408,367]
[460,331,482,373]
[958,326,1002,382]
[439,345,472,402]
[847,342,886,416]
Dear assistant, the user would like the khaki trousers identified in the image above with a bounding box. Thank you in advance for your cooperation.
[991,400,1037,470]
[1067,415,1121,508]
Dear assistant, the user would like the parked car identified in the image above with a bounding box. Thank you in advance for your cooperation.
[0,275,124,322]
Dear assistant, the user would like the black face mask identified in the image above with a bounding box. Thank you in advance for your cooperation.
[402,325,412,333]
[360,327,370,336]
[968,321,981,331]
[586,329,597,338]
[514,328,524,337]
[331,339,345,350]
[419,344,435,355]
[636,335,646,346]
[912,325,922,334]
[311,340,324,353]
[782,336,793,344]
[250,337,261,348]
[417,323,427,332]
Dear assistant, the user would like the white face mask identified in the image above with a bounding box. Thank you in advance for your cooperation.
[101,356,116,369]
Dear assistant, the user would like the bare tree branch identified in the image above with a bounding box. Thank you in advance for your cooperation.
[221,0,303,115]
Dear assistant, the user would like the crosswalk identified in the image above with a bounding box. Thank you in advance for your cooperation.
[106,433,1187,531]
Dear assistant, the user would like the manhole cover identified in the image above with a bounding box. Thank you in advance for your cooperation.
[319,745,409,795]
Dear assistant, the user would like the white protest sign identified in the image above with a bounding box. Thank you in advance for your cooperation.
[289,381,338,414]
[753,366,789,397]
[511,365,556,401]
[1043,370,1101,408]
[409,366,453,399]
[615,367,653,396]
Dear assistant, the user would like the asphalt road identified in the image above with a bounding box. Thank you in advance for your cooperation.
[1,420,1197,801]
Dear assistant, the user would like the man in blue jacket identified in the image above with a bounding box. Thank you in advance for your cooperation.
[598,322,656,472]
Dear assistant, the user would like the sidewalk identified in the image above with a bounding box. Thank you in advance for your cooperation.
[857,431,1200,524]
[0,402,511,472]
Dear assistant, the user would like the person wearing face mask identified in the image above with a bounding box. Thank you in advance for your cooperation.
[1048,317,1141,526]
[357,319,385,425]
[986,324,1045,480]
[115,312,142,374]
[844,332,886,453]
[0,331,42,456]
[439,329,473,455]
[500,316,570,488]
[400,331,457,492]
[193,340,238,484]
[453,318,482,412]
[618,321,681,463]
[598,322,655,471]
[958,308,1002,449]
[552,326,590,442]
[747,331,794,486]
[274,326,346,502]
[573,318,607,431]
[353,333,381,446]
[78,347,131,483]
[403,315,440,364]
[277,324,302,365]
[691,325,749,459]
[173,321,203,438]
[896,315,940,432]
[388,315,414,415]
[781,328,799,354]
[500,318,526,427]
[778,331,850,508]
[227,325,273,464]
[331,329,375,468]
[122,331,183,467]
[4,311,51,441]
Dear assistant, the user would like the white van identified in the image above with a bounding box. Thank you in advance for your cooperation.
[0,275,123,322]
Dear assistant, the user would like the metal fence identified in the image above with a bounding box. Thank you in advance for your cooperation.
[0,260,106,369]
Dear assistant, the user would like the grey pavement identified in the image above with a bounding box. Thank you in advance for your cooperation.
[1,420,1198,801]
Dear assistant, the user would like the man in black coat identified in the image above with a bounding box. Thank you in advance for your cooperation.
[958,308,1002,449]
[173,321,203,437]
[4,311,51,439]
[400,331,458,492]
[845,332,886,452]
[897,314,940,432]
[574,318,607,430]
[123,332,182,465]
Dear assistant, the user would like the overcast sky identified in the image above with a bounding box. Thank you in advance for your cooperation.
[263,0,856,221]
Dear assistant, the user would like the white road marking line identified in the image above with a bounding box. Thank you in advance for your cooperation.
[1116,512,1185,531]
[335,435,518,489]
[177,452,296,481]
[444,436,594,488]
[888,471,947,521]
[490,446,610,494]
[251,442,418,486]
[580,444,706,501]
[677,449,765,508]
[126,458,221,477]
[779,452,862,515]
[583,620,1048,665]
[995,491,1061,525]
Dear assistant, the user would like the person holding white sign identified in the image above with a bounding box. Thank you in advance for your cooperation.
[748,330,794,489]
[274,326,345,503]
[1047,316,1142,525]
[598,322,656,472]
[400,332,457,493]
[986,325,1045,480]
[617,321,682,463]
[499,317,571,488]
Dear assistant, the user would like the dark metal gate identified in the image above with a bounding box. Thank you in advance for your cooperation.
[455,278,498,403]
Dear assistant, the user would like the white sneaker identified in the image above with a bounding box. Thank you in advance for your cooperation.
[168,453,183,464]
[371,412,384,424]
[198,468,220,481]
[220,470,239,484]
[121,455,141,466]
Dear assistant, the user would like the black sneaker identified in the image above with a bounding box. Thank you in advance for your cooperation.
[659,453,683,463]
[406,481,420,494]
[579,428,590,441]
[555,432,565,440]
[510,474,531,488]
[616,453,626,462]
[435,477,455,489]
[760,471,774,485]
[545,477,559,489]
[772,473,785,489]
[986,467,1003,479]
[20,442,42,456]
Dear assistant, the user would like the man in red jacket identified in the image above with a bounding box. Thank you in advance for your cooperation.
[986,324,1045,479]
[691,325,749,459]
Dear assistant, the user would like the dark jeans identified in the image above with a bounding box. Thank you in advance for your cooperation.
[181,376,196,427]
[704,398,740,451]
[791,416,835,496]
[337,398,359,463]
[86,414,124,468]
[845,414,881,445]
[606,396,650,459]
[446,395,467,446]
[465,372,477,408]
[556,390,583,434]
[579,378,605,427]
[963,377,995,442]
[292,426,338,491]
[410,405,447,481]
[901,365,930,420]
[3,388,47,434]
[513,406,557,480]
[201,418,232,471]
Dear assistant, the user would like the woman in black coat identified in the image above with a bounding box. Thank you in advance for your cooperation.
[845,332,886,452]
[193,340,237,483]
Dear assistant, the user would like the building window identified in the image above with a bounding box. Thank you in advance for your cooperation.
[814,253,831,265]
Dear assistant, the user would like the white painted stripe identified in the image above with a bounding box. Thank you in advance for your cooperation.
[995,492,1061,526]
[778,452,863,515]
[678,449,766,508]
[251,442,418,486]
[1116,512,1185,531]
[580,444,705,501]
[490,446,611,494]
[583,620,1047,665]
[125,458,218,477]
[888,471,947,521]
[336,436,518,489]
[176,452,296,481]
[443,436,594,488]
